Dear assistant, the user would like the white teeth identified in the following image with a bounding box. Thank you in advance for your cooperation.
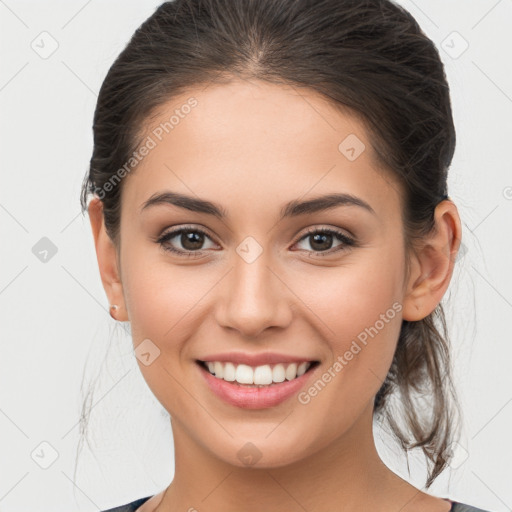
[203,360,314,385]
[214,361,224,379]
[272,364,286,383]
[235,364,254,384]
[223,362,236,381]
[297,362,308,377]
[285,362,297,381]
[254,365,273,385]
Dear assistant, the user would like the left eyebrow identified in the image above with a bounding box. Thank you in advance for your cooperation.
[139,191,376,219]
[279,192,376,219]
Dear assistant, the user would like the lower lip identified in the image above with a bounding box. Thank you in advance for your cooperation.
[197,361,319,409]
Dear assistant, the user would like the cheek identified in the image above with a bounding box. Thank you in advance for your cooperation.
[119,247,211,412]
[298,249,405,393]
[120,244,224,402]
[121,241,207,341]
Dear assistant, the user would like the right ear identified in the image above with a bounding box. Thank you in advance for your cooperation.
[88,197,128,321]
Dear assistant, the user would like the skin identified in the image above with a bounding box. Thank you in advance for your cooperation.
[89,78,461,512]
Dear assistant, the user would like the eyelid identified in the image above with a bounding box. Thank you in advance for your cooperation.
[294,225,354,242]
[157,224,217,241]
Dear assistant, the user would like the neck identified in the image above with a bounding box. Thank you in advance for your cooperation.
[156,401,421,512]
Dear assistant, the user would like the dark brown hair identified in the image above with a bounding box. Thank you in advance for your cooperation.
[80,0,461,487]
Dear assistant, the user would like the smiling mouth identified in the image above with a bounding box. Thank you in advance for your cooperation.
[196,359,320,387]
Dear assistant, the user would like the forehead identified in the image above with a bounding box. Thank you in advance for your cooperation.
[122,79,402,222]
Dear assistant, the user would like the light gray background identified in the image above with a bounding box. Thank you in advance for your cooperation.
[1,1,511,511]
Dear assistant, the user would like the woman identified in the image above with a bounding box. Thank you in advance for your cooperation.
[80,0,493,510]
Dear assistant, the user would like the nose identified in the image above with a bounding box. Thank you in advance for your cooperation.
[215,249,293,338]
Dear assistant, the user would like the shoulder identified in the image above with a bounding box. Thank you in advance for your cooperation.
[99,496,495,512]
[450,501,496,512]
[100,495,153,512]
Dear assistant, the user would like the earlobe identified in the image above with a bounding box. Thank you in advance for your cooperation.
[401,200,462,321]
[88,198,128,321]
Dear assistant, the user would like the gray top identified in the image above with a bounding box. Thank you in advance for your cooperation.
[100,495,494,512]
[451,503,494,512]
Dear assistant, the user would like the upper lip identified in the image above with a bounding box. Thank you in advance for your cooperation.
[197,352,319,367]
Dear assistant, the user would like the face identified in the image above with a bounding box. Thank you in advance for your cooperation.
[105,79,414,467]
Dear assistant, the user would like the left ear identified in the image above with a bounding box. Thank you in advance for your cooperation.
[402,199,462,321]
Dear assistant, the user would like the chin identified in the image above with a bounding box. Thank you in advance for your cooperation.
[207,434,317,470]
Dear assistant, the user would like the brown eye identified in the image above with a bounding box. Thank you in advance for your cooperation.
[294,228,356,256]
[178,230,206,250]
[157,226,217,256]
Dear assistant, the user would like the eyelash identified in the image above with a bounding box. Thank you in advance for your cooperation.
[155,225,357,258]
